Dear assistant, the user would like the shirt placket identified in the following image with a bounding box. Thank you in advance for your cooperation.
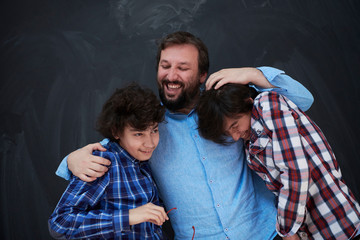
[187,115,230,240]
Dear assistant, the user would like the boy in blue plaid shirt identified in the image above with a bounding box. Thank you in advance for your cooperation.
[48,83,167,239]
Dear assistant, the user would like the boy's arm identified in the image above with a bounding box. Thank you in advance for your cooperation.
[258,92,309,237]
[56,141,110,182]
[49,160,129,239]
[205,67,314,111]
[50,151,168,239]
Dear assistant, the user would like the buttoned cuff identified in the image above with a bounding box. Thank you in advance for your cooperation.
[113,209,131,237]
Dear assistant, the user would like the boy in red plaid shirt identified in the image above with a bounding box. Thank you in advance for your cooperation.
[196,70,360,240]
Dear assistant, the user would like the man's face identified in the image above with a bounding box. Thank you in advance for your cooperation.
[157,44,206,113]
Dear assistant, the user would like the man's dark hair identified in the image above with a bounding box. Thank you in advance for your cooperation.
[156,31,209,75]
[196,84,258,145]
[96,83,165,142]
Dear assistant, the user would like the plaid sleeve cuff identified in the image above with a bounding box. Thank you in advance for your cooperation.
[113,209,130,236]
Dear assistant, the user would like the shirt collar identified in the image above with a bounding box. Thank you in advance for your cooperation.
[165,108,196,120]
[161,86,203,120]
[107,141,141,165]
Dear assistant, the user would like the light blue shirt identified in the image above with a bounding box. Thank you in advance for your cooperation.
[56,67,314,240]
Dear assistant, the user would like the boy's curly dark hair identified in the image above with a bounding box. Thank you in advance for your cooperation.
[96,83,165,142]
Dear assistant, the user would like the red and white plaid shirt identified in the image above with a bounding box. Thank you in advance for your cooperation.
[246,91,360,240]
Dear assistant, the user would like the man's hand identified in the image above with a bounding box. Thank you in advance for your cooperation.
[129,203,169,226]
[67,143,110,182]
[206,68,276,90]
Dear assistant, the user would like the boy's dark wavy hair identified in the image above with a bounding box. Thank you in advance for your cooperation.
[96,83,165,142]
[196,83,258,145]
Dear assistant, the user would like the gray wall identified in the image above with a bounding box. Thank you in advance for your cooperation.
[1,0,359,239]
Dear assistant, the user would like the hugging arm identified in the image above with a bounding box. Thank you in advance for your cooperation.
[206,67,276,90]
[206,67,314,111]
[56,142,110,182]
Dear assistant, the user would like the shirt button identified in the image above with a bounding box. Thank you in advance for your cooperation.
[217,204,220,207]
[202,157,206,160]
[300,232,307,238]
[263,175,267,180]
[209,179,213,183]
[224,228,228,231]
[225,237,229,239]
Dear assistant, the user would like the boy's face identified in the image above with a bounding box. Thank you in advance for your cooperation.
[118,123,160,161]
[223,112,252,141]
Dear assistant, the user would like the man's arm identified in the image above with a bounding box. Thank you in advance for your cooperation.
[56,142,110,182]
[205,67,314,111]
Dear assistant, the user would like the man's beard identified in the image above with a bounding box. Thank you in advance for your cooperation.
[158,80,201,112]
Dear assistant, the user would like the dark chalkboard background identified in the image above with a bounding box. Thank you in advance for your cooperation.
[1,0,359,239]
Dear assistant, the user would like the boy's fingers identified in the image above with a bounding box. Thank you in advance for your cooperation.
[150,213,164,226]
[145,205,166,224]
[153,206,168,220]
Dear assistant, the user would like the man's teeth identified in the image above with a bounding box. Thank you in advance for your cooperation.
[168,83,181,89]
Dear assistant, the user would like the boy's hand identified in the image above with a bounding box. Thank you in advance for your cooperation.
[206,68,275,90]
[129,203,169,226]
[67,143,110,182]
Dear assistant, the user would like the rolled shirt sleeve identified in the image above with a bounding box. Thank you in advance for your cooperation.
[254,66,314,111]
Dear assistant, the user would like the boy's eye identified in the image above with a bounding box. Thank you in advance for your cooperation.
[134,133,143,136]
[231,124,238,130]
[151,129,159,134]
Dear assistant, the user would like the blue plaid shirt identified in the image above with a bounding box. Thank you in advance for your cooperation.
[49,141,163,239]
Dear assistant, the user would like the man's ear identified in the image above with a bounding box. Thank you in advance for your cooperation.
[200,72,207,84]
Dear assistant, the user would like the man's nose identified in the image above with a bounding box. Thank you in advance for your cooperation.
[167,67,178,81]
